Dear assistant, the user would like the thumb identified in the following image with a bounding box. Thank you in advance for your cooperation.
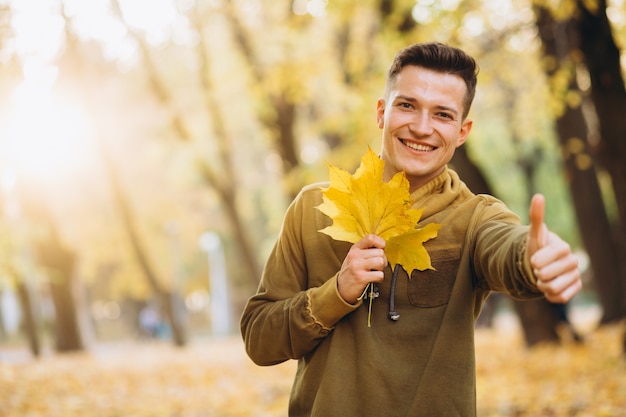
[528,193,547,249]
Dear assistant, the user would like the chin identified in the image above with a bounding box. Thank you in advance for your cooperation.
[399,163,430,178]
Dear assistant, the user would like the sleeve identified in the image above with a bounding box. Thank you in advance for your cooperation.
[470,197,543,300]
[240,187,360,366]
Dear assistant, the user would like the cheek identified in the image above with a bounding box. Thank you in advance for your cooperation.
[385,112,410,131]
[441,126,463,146]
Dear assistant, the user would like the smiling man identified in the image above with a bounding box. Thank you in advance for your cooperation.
[241,42,582,417]
[377,48,473,193]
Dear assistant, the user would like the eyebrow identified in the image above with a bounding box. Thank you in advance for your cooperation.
[394,95,460,117]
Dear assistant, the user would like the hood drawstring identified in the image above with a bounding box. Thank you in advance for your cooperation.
[388,264,401,321]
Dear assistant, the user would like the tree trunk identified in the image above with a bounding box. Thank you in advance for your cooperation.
[513,298,561,346]
[15,280,41,357]
[574,0,626,323]
[48,270,83,352]
[58,8,190,346]
[221,2,303,200]
[35,221,83,352]
[534,5,623,323]
[103,147,188,347]
[19,177,84,353]
[450,146,492,195]
[574,0,626,354]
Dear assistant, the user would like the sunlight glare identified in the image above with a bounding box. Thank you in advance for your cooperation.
[117,0,180,44]
[11,0,64,61]
[412,5,433,24]
[461,12,484,37]
[440,0,462,11]
[63,0,188,66]
[3,66,93,184]
[607,3,625,28]
[292,0,328,17]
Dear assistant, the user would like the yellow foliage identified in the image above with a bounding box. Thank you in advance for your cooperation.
[316,147,441,274]
[386,223,441,272]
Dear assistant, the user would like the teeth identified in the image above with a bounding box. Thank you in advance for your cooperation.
[403,140,434,152]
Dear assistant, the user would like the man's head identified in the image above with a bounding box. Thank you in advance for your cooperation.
[377,43,478,191]
[385,42,478,120]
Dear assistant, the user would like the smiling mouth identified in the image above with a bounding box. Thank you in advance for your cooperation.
[401,139,436,152]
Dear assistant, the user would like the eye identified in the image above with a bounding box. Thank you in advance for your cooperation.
[436,111,454,120]
[397,101,414,110]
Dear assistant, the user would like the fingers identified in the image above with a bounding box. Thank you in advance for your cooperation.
[531,233,581,303]
[337,235,388,304]
[343,239,387,281]
[530,233,573,272]
[349,234,387,279]
[536,268,582,303]
[528,193,547,248]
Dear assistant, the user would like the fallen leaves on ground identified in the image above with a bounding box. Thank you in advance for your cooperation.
[0,324,624,417]
[0,338,295,417]
[475,322,626,417]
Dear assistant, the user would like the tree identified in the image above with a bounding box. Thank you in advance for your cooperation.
[572,0,626,353]
[533,2,623,324]
[14,275,41,356]
[34,0,624,348]
[573,0,626,323]
[0,1,87,354]
[58,4,189,346]
[35,218,84,352]
[19,181,85,352]
[109,0,263,299]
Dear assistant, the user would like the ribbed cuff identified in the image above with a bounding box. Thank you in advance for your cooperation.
[308,273,361,329]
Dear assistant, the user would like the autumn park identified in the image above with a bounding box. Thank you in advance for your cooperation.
[0,0,625,416]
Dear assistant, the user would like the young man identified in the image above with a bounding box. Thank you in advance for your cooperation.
[240,42,582,417]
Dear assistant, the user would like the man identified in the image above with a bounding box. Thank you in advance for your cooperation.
[240,42,582,417]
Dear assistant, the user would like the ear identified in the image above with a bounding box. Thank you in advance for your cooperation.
[376,98,385,129]
[456,118,473,147]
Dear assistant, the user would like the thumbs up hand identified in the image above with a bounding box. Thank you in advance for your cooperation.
[527,194,582,303]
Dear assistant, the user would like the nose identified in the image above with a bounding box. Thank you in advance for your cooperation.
[408,112,434,137]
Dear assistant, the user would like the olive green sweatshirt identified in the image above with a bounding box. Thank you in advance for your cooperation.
[241,168,542,417]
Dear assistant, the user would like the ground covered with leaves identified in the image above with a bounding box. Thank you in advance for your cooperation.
[1,322,624,417]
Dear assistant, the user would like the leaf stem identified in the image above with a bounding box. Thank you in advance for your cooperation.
[367,284,374,327]
[357,283,371,301]
[356,283,378,327]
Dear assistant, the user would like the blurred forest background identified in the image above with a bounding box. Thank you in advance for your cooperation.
[0,0,625,360]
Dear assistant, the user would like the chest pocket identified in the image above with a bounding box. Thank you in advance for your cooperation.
[407,247,461,308]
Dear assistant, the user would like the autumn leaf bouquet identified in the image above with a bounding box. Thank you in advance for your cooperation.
[316,147,441,325]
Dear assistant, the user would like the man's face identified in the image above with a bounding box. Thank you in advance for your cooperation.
[377,65,472,192]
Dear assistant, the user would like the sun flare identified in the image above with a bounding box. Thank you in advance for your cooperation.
[2,68,93,184]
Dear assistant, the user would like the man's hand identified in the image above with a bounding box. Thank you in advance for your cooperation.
[527,194,582,303]
[337,234,387,304]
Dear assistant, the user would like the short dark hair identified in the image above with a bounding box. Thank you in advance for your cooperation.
[385,42,479,119]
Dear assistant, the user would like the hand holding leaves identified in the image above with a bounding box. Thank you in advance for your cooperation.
[317,147,441,275]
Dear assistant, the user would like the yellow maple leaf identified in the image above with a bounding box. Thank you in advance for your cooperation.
[387,224,441,271]
[316,147,440,274]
